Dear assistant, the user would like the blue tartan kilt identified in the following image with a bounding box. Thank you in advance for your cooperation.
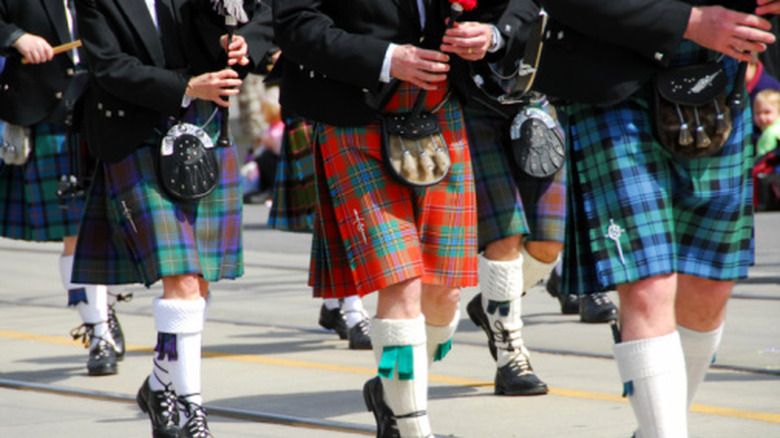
[562,42,755,294]
[465,104,566,251]
[72,102,244,287]
[0,123,85,241]
[267,118,316,232]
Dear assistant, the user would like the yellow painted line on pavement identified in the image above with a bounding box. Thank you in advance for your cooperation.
[3,330,780,424]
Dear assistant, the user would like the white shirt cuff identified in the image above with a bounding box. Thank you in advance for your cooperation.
[488,25,505,53]
[380,43,398,83]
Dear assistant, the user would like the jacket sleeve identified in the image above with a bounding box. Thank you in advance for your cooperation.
[272,0,389,90]
[537,0,692,67]
[74,0,189,118]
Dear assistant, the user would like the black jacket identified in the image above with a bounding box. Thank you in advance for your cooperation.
[533,0,692,106]
[272,0,510,127]
[73,0,274,162]
[0,0,84,126]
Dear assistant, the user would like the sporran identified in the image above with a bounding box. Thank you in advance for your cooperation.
[653,61,733,159]
[158,122,219,201]
[1,124,32,166]
[510,104,565,178]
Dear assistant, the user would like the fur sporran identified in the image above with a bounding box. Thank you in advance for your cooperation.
[653,61,732,159]
[380,94,451,188]
[510,105,565,178]
[158,123,219,201]
[0,124,32,166]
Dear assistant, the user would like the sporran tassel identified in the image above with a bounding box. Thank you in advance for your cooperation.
[675,104,693,146]
[401,149,418,181]
[713,100,728,135]
[432,146,450,177]
[693,107,711,148]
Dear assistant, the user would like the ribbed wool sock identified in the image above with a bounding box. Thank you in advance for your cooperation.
[479,254,527,367]
[60,255,112,348]
[678,324,723,408]
[371,316,431,438]
[614,331,688,438]
[152,297,206,420]
[425,309,459,365]
[342,295,367,328]
[520,245,559,294]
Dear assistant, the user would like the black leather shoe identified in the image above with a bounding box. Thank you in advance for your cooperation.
[348,319,372,350]
[107,292,132,360]
[87,337,118,376]
[136,378,179,438]
[560,294,580,315]
[466,293,497,360]
[546,270,580,314]
[107,306,126,360]
[494,356,548,396]
[363,377,401,438]
[580,292,618,323]
[318,303,348,340]
[178,398,213,438]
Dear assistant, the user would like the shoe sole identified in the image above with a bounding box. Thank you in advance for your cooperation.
[494,383,549,396]
[88,363,118,376]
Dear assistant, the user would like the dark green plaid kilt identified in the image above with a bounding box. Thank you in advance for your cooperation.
[0,123,85,241]
[562,42,755,294]
[309,82,478,298]
[464,104,566,252]
[267,118,316,232]
[72,103,243,287]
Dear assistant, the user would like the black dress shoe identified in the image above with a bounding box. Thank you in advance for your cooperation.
[545,269,561,300]
[348,319,372,350]
[107,306,125,360]
[137,378,180,438]
[178,398,213,438]
[318,303,348,340]
[363,377,401,438]
[466,294,498,360]
[580,292,618,323]
[87,337,118,376]
[494,356,548,396]
[559,294,580,315]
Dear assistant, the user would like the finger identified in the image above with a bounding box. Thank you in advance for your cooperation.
[415,48,450,63]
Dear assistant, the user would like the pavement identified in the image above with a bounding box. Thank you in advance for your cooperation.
[0,204,778,438]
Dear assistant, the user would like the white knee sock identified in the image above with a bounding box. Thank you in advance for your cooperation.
[426,309,459,365]
[342,295,367,328]
[60,255,112,347]
[323,298,340,310]
[520,245,559,294]
[153,297,205,416]
[613,331,688,438]
[678,324,723,408]
[371,316,430,438]
[479,254,527,368]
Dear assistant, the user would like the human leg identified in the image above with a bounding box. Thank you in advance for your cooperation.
[615,274,687,438]
[676,274,731,408]
[467,236,548,396]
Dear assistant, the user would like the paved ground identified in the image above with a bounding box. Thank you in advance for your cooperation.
[0,205,778,438]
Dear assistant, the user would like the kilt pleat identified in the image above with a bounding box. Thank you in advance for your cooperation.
[268,119,316,232]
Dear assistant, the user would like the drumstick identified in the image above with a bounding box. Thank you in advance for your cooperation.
[21,40,82,65]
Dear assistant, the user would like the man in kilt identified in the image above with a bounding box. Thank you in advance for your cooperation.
[535,1,780,436]
[273,0,517,435]
[70,0,273,436]
[0,0,126,377]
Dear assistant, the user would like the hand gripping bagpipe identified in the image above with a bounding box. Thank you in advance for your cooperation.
[211,0,249,148]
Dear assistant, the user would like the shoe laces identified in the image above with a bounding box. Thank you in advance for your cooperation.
[180,399,212,438]
[590,292,610,307]
[505,348,533,375]
[492,320,523,353]
[352,314,371,335]
[91,338,114,359]
[70,323,94,348]
[155,385,178,427]
[107,292,133,322]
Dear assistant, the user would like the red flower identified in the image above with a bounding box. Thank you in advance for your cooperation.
[449,0,477,11]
